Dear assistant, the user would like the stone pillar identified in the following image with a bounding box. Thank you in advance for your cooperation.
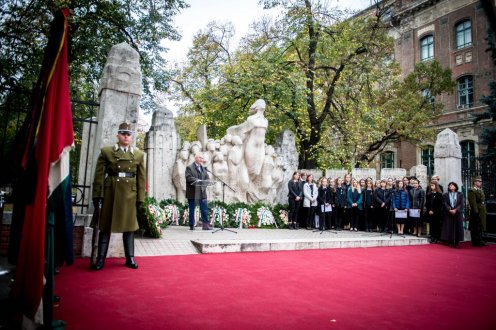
[145,107,180,201]
[274,130,298,204]
[434,128,462,190]
[410,165,428,189]
[92,42,142,171]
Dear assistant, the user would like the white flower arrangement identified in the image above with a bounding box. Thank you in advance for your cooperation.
[234,208,251,229]
[163,204,180,225]
[182,207,200,225]
[210,206,229,226]
[257,207,276,228]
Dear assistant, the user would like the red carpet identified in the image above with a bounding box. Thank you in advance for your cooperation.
[54,244,496,329]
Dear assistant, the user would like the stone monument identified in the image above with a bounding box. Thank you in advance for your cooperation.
[434,128,462,189]
[172,99,297,204]
[274,130,299,205]
[145,106,180,201]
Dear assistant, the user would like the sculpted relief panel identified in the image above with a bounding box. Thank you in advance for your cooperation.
[172,99,293,204]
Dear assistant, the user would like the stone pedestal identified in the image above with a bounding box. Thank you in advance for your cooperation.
[145,107,180,201]
[434,128,462,189]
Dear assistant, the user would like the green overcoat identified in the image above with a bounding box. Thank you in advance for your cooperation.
[92,144,146,233]
[468,187,487,231]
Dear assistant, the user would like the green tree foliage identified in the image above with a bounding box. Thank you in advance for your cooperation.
[1,0,187,105]
[171,0,454,169]
[0,0,187,185]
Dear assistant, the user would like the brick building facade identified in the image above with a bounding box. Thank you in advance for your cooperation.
[372,0,496,177]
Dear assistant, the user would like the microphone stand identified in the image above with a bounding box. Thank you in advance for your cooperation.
[204,167,237,234]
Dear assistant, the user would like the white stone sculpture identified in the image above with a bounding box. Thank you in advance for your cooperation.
[171,99,296,204]
[434,128,462,189]
[227,99,268,179]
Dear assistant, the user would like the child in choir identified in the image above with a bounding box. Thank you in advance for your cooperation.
[409,178,425,237]
[347,179,363,231]
[392,180,410,234]
[303,174,318,230]
[317,177,333,230]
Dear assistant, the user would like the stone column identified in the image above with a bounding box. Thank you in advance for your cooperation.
[145,107,180,201]
[274,130,298,205]
[83,42,142,258]
[434,128,462,189]
[92,42,142,168]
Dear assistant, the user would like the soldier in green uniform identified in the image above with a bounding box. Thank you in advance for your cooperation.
[468,176,487,247]
[91,122,146,269]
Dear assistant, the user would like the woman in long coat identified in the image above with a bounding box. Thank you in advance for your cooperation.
[440,182,464,248]
[425,181,444,243]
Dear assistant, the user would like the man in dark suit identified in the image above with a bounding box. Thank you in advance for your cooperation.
[185,152,211,230]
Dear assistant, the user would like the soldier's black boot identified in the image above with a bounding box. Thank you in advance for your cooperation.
[92,232,110,271]
[123,232,138,269]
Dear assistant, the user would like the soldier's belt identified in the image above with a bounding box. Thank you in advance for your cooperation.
[108,172,135,178]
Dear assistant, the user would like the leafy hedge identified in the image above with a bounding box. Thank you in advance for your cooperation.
[139,198,289,238]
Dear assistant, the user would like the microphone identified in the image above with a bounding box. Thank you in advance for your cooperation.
[204,166,211,173]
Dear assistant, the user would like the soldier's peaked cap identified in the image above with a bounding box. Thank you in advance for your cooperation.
[118,122,132,133]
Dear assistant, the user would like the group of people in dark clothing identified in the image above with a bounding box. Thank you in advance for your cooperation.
[287,171,488,248]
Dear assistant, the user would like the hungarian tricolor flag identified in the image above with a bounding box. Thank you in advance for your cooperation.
[11,7,74,327]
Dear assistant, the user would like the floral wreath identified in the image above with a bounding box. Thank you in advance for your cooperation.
[182,207,201,225]
[257,207,277,228]
[147,204,165,235]
[163,205,180,225]
[279,209,289,225]
[234,208,251,229]
[210,207,229,226]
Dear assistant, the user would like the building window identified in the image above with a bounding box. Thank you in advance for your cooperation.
[421,146,434,177]
[457,76,474,109]
[380,151,395,169]
[420,35,434,62]
[460,140,475,170]
[455,20,472,49]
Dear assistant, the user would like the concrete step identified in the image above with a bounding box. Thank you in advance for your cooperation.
[191,235,429,254]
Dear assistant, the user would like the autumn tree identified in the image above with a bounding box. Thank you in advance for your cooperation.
[171,0,454,169]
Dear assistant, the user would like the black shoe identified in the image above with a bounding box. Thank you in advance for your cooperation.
[91,258,105,271]
[125,257,138,269]
[189,225,195,230]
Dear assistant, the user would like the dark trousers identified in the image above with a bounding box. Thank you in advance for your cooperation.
[350,207,359,229]
[188,198,208,226]
[364,206,374,231]
[471,218,484,245]
[377,207,389,231]
[288,198,301,224]
[334,206,344,229]
[305,206,316,228]
[428,213,442,240]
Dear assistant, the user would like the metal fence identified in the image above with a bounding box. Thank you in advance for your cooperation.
[71,99,99,215]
